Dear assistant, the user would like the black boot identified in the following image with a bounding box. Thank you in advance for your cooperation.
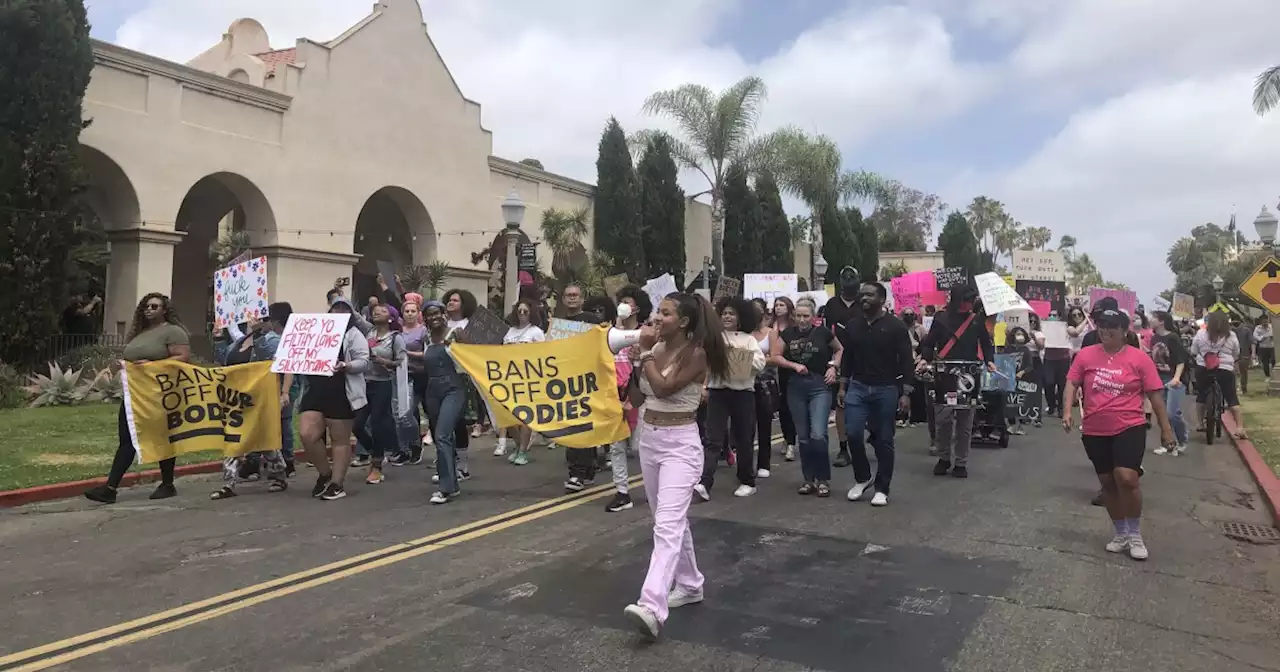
[933,459,951,476]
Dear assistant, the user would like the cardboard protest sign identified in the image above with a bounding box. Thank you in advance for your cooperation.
[1042,321,1070,349]
[462,305,508,346]
[1012,250,1065,282]
[1008,378,1043,425]
[1172,292,1194,319]
[713,275,742,302]
[642,273,679,311]
[1089,287,1138,314]
[450,328,630,448]
[982,353,1019,392]
[975,272,1030,314]
[744,273,797,302]
[933,266,967,290]
[122,361,281,463]
[1151,296,1171,313]
[213,256,269,330]
[271,313,352,376]
[890,271,938,313]
[602,273,630,300]
[1028,300,1052,319]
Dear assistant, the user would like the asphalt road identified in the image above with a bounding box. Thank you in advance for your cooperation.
[1,419,1278,672]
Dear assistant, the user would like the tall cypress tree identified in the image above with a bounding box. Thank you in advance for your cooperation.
[818,202,859,286]
[756,171,791,273]
[722,164,763,278]
[937,210,981,276]
[594,117,643,280]
[847,206,878,282]
[638,135,685,284]
[0,0,93,365]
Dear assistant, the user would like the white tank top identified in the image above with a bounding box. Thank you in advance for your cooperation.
[757,331,770,355]
[638,346,702,413]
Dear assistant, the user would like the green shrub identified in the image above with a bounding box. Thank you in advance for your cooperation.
[77,367,122,403]
[57,343,124,373]
[23,363,83,407]
[0,362,24,409]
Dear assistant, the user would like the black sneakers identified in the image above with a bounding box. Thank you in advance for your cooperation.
[605,492,633,512]
[149,483,177,500]
[319,482,346,501]
[933,459,951,476]
[83,484,117,504]
[312,474,331,498]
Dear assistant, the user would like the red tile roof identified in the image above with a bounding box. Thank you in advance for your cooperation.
[254,48,296,76]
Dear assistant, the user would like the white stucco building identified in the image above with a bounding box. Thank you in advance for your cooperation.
[82,0,722,343]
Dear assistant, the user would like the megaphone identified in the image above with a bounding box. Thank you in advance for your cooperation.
[608,328,642,353]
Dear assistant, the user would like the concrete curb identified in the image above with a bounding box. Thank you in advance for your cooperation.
[0,461,223,508]
[1222,412,1280,529]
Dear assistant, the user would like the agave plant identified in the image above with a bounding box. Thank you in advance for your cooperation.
[24,363,84,407]
[78,367,123,403]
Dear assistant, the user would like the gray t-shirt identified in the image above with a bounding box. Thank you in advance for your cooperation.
[365,330,405,382]
[122,323,189,362]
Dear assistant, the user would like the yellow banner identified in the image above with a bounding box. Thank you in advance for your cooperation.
[450,327,630,448]
[123,360,282,463]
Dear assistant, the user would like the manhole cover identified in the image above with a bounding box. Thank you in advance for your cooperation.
[1220,521,1280,543]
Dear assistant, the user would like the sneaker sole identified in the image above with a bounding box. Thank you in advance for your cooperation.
[320,491,347,501]
[607,502,634,512]
[668,594,703,609]
[623,607,659,640]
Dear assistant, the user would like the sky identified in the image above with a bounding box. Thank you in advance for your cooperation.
[86,0,1280,302]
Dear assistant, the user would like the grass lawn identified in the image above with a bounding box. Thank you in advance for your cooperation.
[1239,382,1280,478]
[0,404,229,491]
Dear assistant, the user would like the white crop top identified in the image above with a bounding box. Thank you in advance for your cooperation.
[638,348,702,413]
[757,332,770,355]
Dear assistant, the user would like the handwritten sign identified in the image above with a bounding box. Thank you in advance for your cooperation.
[1008,379,1043,424]
[933,266,967,290]
[713,275,742,303]
[1171,292,1194,319]
[890,270,938,313]
[547,318,595,341]
[213,256,269,330]
[1042,321,1070,349]
[1012,250,1065,282]
[642,273,679,311]
[272,313,352,376]
[462,305,509,346]
[744,273,797,302]
[1089,287,1137,315]
[976,272,1030,314]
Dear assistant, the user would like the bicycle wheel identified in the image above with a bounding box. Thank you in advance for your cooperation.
[1204,383,1219,446]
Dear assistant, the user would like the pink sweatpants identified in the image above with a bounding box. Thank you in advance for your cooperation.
[636,421,705,624]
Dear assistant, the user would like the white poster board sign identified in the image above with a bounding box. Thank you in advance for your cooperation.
[1002,309,1029,330]
[1042,321,1070,349]
[1151,296,1171,313]
[744,273,798,302]
[642,273,679,312]
[272,313,352,376]
[1011,250,1065,282]
[213,256,269,329]
[976,272,1031,314]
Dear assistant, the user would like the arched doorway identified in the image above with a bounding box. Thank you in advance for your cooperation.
[352,187,435,305]
[77,145,142,343]
[171,172,276,355]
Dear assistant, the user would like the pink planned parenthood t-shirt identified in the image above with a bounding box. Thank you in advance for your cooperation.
[1068,344,1164,437]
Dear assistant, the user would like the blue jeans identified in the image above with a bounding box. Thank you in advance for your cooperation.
[1163,381,1188,445]
[786,373,831,483]
[280,414,294,460]
[844,381,898,494]
[427,383,465,494]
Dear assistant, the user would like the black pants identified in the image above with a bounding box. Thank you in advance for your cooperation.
[908,379,928,423]
[754,381,775,471]
[777,373,796,445]
[566,446,598,480]
[108,405,174,488]
[353,379,396,466]
[1043,357,1069,414]
[701,388,756,489]
[1260,347,1275,378]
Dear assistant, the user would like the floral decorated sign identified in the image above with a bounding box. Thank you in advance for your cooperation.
[214,256,269,329]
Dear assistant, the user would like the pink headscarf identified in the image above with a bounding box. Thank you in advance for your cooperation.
[403,292,425,310]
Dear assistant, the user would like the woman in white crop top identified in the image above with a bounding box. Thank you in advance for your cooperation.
[695,297,766,501]
[623,293,729,642]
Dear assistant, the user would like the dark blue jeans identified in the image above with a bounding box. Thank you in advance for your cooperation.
[844,381,898,494]
[786,373,831,483]
[427,382,465,494]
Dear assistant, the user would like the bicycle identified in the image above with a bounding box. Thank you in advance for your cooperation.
[1202,372,1224,446]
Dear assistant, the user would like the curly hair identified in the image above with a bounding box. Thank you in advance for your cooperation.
[715,296,760,333]
[615,284,653,323]
[584,295,617,324]
[127,293,184,340]
[506,299,542,327]
[442,288,478,319]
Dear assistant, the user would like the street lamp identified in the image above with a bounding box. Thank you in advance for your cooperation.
[1212,274,1224,294]
[501,189,526,311]
[1253,205,1280,396]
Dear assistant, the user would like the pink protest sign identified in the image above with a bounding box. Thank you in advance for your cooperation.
[1088,288,1137,314]
[1029,300,1052,319]
[271,313,352,376]
[920,290,948,307]
[890,271,937,312]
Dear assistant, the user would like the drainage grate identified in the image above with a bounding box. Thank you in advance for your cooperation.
[1220,521,1280,543]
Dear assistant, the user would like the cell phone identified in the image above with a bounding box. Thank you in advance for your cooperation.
[336,277,351,287]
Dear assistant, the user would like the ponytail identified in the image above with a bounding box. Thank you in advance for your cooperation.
[671,292,728,378]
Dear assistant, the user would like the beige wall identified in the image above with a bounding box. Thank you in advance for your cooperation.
[81,0,783,335]
[880,250,945,276]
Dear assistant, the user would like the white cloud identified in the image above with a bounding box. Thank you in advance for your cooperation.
[948,71,1280,301]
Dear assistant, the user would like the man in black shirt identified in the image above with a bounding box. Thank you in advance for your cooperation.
[837,281,915,507]
[560,283,603,325]
[821,266,863,467]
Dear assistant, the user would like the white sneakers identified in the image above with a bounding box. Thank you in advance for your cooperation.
[623,604,660,640]
[493,438,508,457]
[870,492,889,507]
[1105,534,1129,553]
[847,479,874,501]
[756,469,771,478]
[668,587,704,609]
[693,484,710,502]
[784,445,796,461]
[1105,534,1149,560]
[733,484,757,497]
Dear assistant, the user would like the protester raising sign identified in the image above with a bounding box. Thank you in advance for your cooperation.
[449,328,630,448]
[122,361,282,463]
[933,266,967,290]
[213,256,269,329]
[271,313,352,376]
[1089,287,1138,314]
[975,272,1031,314]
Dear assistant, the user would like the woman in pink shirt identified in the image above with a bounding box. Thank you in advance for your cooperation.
[1063,306,1175,562]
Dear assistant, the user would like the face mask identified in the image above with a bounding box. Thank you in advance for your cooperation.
[1015,336,1027,344]
[903,314,916,325]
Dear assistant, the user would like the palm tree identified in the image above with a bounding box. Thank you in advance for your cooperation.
[1254,65,1280,116]
[635,76,788,270]
[1020,226,1053,250]
[993,214,1024,262]
[965,196,1006,260]
[1067,252,1103,294]
[1057,234,1078,260]
[539,206,590,291]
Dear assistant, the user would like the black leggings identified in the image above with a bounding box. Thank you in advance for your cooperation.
[754,381,775,471]
[1043,357,1069,413]
[777,373,796,445]
[108,405,174,488]
[701,388,757,489]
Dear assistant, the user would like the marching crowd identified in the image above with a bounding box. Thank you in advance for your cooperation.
[78,265,1275,641]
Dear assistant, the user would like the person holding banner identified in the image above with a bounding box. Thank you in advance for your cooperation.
[297,299,370,501]
[442,289,480,464]
[84,294,192,504]
[422,303,469,504]
[496,299,546,466]
[623,293,728,641]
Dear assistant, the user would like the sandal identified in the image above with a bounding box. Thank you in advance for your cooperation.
[267,479,288,493]
[816,483,831,498]
[210,485,237,500]
[1231,428,1249,440]
[798,483,816,495]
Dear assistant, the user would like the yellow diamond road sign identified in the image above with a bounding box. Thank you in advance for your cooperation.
[1239,256,1280,316]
